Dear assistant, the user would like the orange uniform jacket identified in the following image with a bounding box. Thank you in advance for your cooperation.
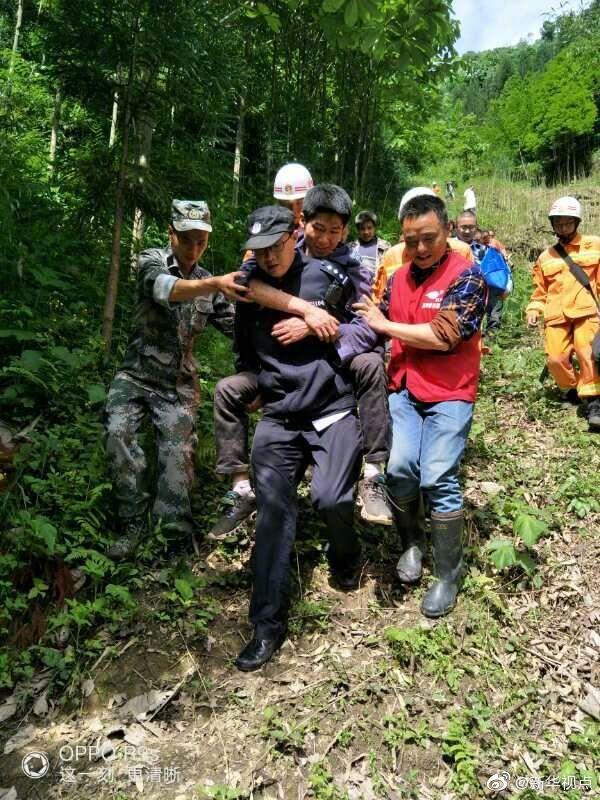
[526,234,600,325]
[372,238,473,303]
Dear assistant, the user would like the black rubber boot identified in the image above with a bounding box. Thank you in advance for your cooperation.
[391,495,426,584]
[421,512,464,618]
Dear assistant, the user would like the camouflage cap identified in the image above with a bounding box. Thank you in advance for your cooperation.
[171,199,212,233]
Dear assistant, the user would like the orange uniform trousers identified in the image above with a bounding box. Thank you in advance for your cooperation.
[544,316,600,398]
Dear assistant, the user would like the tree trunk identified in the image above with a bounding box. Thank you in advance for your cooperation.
[109,91,119,147]
[101,24,138,350]
[48,88,61,174]
[232,90,245,208]
[9,0,24,76]
[2,0,24,98]
[130,111,154,272]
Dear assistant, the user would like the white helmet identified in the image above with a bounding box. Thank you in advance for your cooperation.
[398,186,437,219]
[273,163,314,201]
[548,196,581,220]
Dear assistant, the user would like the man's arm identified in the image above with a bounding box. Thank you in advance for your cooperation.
[525,257,548,326]
[354,266,487,352]
[169,272,250,303]
[352,295,450,351]
[248,279,339,341]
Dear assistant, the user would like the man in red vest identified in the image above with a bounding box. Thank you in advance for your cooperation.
[354,194,486,617]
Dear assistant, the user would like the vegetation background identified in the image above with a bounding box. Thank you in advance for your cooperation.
[0,0,599,797]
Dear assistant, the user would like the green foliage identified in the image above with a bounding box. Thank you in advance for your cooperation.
[260,705,307,754]
[417,1,600,182]
[289,598,333,635]
[386,623,465,691]
[200,786,243,800]
[486,511,549,587]
[383,712,434,750]
[308,762,349,800]
[441,713,480,790]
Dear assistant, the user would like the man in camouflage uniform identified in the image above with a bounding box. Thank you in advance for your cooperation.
[105,200,247,558]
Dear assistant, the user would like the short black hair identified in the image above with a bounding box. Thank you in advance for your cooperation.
[399,195,448,227]
[355,210,378,227]
[303,184,352,225]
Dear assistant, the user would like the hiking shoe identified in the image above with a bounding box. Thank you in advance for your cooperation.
[107,520,145,560]
[357,477,393,525]
[587,398,600,431]
[564,388,580,405]
[208,490,256,539]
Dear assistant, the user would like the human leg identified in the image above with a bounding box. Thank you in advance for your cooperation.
[211,371,260,536]
[387,390,427,582]
[485,287,504,336]
[348,351,393,524]
[151,393,198,535]
[248,418,304,641]
[572,316,600,430]
[419,399,473,616]
[105,376,149,558]
[308,413,362,586]
[544,323,577,391]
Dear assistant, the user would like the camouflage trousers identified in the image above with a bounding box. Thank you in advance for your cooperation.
[105,374,198,534]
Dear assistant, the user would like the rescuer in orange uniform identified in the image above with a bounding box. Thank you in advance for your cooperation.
[526,196,600,430]
[372,187,473,303]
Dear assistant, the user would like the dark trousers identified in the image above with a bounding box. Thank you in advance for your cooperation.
[485,287,504,335]
[250,413,362,638]
[213,352,390,475]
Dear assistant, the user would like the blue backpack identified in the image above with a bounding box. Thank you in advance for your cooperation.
[480,247,512,292]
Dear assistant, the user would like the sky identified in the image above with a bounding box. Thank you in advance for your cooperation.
[452,0,591,54]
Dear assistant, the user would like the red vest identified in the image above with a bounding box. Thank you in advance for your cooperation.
[388,252,481,402]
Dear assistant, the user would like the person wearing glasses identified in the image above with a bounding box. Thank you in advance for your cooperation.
[232,194,379,671]
[211,185,393,539]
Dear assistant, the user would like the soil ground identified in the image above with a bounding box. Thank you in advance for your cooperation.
[1,218,599,800]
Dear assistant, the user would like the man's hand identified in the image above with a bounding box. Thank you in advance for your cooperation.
[302,305,339,342]
[246,395,263,413]
[214,272,252,302]
[353,294,389,335]
[527,310,540,327]
[272,317,316,346]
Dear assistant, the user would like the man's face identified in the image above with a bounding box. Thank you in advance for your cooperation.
[169,227,209,269]
[481,231,491,245]
[456,214,477,244]
[358,221,376,243]
[302,212,348,258]
[254,231,296,278]
[278,198,304,227]
[551,215,579,243]
[402,210,449,270]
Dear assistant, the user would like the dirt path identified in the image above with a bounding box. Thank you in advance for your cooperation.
[2,326,599,800]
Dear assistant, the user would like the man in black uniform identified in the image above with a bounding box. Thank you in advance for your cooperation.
[234,194,377,671]
[211,190,393,539]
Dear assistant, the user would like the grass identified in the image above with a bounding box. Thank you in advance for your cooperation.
[1,175,599,799]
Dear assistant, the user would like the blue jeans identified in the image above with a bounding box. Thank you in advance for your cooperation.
[387,389,473,515]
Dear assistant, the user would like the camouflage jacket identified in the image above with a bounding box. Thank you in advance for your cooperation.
[118,247,234,402]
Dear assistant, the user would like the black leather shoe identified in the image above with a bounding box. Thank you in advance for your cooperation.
[235,633,285,671]
[329,558,362,591]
